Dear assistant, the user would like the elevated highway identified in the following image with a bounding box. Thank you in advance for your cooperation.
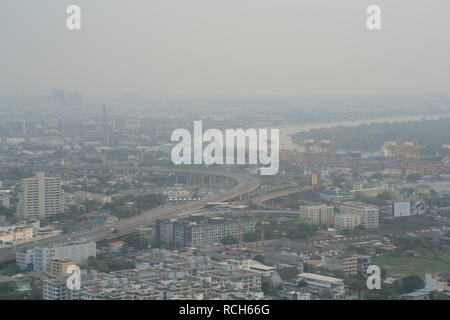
[251,185,313,208]
[0,165,260,263]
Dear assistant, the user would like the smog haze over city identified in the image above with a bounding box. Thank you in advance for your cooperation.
[1,0,450,309]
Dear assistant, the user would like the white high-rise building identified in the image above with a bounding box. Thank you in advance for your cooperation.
[334,213,362,231]
[339,202,379,229]
[299,205,334,225]
[43,278,80,300]
[16,172,64,219]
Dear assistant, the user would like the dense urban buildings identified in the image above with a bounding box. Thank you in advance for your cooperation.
[156,214,257,247]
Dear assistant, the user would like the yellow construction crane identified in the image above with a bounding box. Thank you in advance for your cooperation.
[238,208,248,253]
[238,214,243,253]
[386,139,426,161]
[261,214,268,251]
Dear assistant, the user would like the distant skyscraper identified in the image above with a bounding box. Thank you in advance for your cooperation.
[21,116,27,140]
[67,91,84,106]
[101,104,114,146]
[16,172,64,219]
[52,90,66,106]
[102,104,108,145]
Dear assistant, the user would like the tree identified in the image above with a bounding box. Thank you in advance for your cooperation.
[261,278,279,297]
[297,280,308,288]
[303,263,316,273]
[399,275,425,294]
[406,173,421,183]
[0,261,20,276]
[87,256,100,270]
[253,255,265,264]
[222,235,238,245]
[124,233,149,250]
[429,292,450,300]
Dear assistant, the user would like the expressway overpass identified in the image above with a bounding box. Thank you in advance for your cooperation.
[0,165,261,263]
[251,185,313,208]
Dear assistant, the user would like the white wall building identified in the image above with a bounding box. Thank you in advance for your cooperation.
[17,172,64,219]
[334,213,362,231]
[340,202,379,229]
[16,240,96,272]
[297,272,345,297]
[299,205,334,225]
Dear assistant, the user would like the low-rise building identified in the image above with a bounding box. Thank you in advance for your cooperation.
[0,225,34,245]
[297,272,345,297]
[16,240,96,272]
[42,249,267,300]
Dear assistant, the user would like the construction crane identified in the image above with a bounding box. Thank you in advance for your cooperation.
[303,137,338,155]
[238,215,243,253]
[261,215,268,251]
[385,139,426,161]
[237,207,249,254]
[404,139,426,160]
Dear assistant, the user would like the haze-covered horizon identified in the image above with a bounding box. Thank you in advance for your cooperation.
[1,0,450,99]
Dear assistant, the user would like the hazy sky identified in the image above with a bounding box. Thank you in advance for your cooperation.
[1,0,449,99]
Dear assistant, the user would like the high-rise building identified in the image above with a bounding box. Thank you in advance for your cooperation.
[52,89,66,106]
[43,278,79,300]
[16,172,64,219]
[48,258,76,277]
[299,205,334,225]
[339,202,379,229]
[66,91,84,106]
[357,255,372,277]
[156,214,257,247]
[342,256,358,275]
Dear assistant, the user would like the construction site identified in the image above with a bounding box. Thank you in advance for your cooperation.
[280,138,450,177]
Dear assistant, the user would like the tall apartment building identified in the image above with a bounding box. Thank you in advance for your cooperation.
[357,255,372,277]
[156,214,257,247]
[334,213,362,231]
[340,202,379,229]
[342,256,359,275]
[299,205,334,225]
[0,191,10,208]
[43,278,79,300]
[342,255,372,276]
[48,258,76,277]
[16,172,64,219]
[16,240,96,272]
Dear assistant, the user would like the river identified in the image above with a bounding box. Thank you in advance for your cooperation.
[276,113,450,152]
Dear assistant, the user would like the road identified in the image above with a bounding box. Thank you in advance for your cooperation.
[251,185,312,208]
[0,166,261,263]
